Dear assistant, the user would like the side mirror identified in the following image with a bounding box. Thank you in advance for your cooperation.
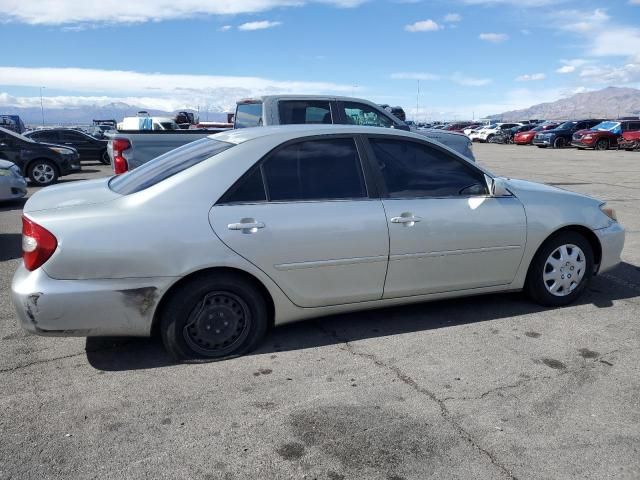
[485,175,512,197]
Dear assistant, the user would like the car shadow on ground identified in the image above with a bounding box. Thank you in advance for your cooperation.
[0,233,22,261]
[0,198,26,213]
[85,262,640,372]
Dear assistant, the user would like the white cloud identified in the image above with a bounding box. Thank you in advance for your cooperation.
[238,20,281,30]
[0,66,358,111]
[559,8,610,33]
[556,65,576,74]
[0,0,366,25]
[450,73,492,86]
[444,13,462,22]
[579,63,640,84]
[516,73,546,81]
[391,72,441,80]
[405,19,441,32]
[479,32,508,43]
[461,0,557,5]
[219,25,232,31]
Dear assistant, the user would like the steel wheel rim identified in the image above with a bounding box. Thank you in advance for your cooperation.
[543,244,586,297]
[183,291,251,356]
[33,164,54,184]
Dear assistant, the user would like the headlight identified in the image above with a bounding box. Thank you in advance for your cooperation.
[0,168,10,177]
[50,147,74,154]
[583,135,593,140]
[600,203,617,222]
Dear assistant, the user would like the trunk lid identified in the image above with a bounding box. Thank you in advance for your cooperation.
[24,177,120,213]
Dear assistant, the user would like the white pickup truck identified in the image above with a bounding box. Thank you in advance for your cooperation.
[109,95,474,172]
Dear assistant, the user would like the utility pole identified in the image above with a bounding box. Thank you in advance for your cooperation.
[40,86,45,126]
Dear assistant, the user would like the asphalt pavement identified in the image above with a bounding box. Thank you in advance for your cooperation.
[1,145,639,480]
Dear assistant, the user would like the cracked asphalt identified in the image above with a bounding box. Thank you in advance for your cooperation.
[1,145,639,480]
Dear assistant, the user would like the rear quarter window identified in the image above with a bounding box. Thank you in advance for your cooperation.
[235,103,263,128]
[109,138,233,195]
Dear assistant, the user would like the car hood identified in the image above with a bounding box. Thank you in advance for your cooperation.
[505,178,597,202]
[0,159,16,169]
[23,177,120,213]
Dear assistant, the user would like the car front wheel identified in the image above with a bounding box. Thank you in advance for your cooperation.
[28,159,59,186]
[594,139,609,151]
[100,150,111,165]
[525,231,594,307]
[553,137,566,149]
[160,273,269,362]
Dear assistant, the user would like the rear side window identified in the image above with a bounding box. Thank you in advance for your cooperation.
[264,138,366,201]
[109,138,233,195]
[235,103,263,129]
[342,102,394,128]
[278,101,332,125]
[369,138,486,198]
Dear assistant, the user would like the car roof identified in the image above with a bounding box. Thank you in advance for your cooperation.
[237,94,380,104]
[208,124,431,145]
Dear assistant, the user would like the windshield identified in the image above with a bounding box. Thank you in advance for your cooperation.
[592,121,621,132]
[557,121,577,130]
[109,138,234,195]
[0,126,34,143]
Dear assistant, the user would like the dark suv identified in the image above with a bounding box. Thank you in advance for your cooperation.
[533,119,606,148]
[0,127,81,186]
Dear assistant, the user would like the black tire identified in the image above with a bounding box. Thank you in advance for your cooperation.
[625,148,634,152]
[486,134,494,142]
[28,159,59,186]
[160,273,269,362]
[553,137,566,149]
[537,145,547,149]
[100,149,111,165]
[525,231,594,307]
[594,139,609,151]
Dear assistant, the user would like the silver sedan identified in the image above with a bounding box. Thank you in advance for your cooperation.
[11,125,625,361]
[0,159,27,201]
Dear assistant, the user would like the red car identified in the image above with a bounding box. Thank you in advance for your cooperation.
[571,119,640,150]
[618,130,640,151]
[514,123,559,145]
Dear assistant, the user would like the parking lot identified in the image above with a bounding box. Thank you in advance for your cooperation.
[1,144,639,480]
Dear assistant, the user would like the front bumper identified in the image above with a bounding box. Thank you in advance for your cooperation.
[11,265,175,337]
[60,155,82,175]
[571,140,595,148]
[595,222,625,274]
[533,137,551,146]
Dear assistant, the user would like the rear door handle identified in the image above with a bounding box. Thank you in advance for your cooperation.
[228,219,265,233]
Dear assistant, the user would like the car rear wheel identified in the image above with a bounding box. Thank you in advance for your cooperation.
[594,139,609,151]
[160,273,269,362]
[100,150,111,165]
[553,137,566,149]
[28,159,59,186]
[525,231,594,307]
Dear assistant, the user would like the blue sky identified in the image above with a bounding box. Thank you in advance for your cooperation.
[1,0,639,120]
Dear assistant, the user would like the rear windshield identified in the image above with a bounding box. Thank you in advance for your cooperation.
[109,138,233,195]
[235,103,263,128]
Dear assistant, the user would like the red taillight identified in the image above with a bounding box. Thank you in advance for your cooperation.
[111,138,131,175]
[22,216,58,271]
[114,155,128,175]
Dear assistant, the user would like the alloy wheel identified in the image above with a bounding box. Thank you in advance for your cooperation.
[32,163,55,184]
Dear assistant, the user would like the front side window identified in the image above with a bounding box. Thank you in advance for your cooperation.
[109,138,234,195]
[235,103,263,129]
[342,102,394,128]
[278,101,332,125]
[369,138,487,198]
[263,138,366,201]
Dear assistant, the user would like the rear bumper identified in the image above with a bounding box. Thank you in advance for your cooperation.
[595,222,625,274]
[11,265,175,337]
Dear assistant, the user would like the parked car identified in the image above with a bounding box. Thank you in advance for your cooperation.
[533,119,605,148]
[618,130,640,151]
[469,123,522,143]
[12,125,624,361]
[119,116,180,131]
[25,128,110,164]
[463,124,488,136]
[444,122,475,132]
[235,95,475,161]
[571,120,640,150]
[0,127,81,186]
[514,123,559,145]
[0,159,27,201]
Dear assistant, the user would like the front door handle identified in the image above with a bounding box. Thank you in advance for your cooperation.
[228,218,265,233]
[390,214,422,226]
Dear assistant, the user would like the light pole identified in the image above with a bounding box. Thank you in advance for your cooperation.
[39,87,45,126]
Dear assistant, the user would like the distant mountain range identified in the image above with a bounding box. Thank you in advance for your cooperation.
[490,87,640,122]
[0,101,229,126]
